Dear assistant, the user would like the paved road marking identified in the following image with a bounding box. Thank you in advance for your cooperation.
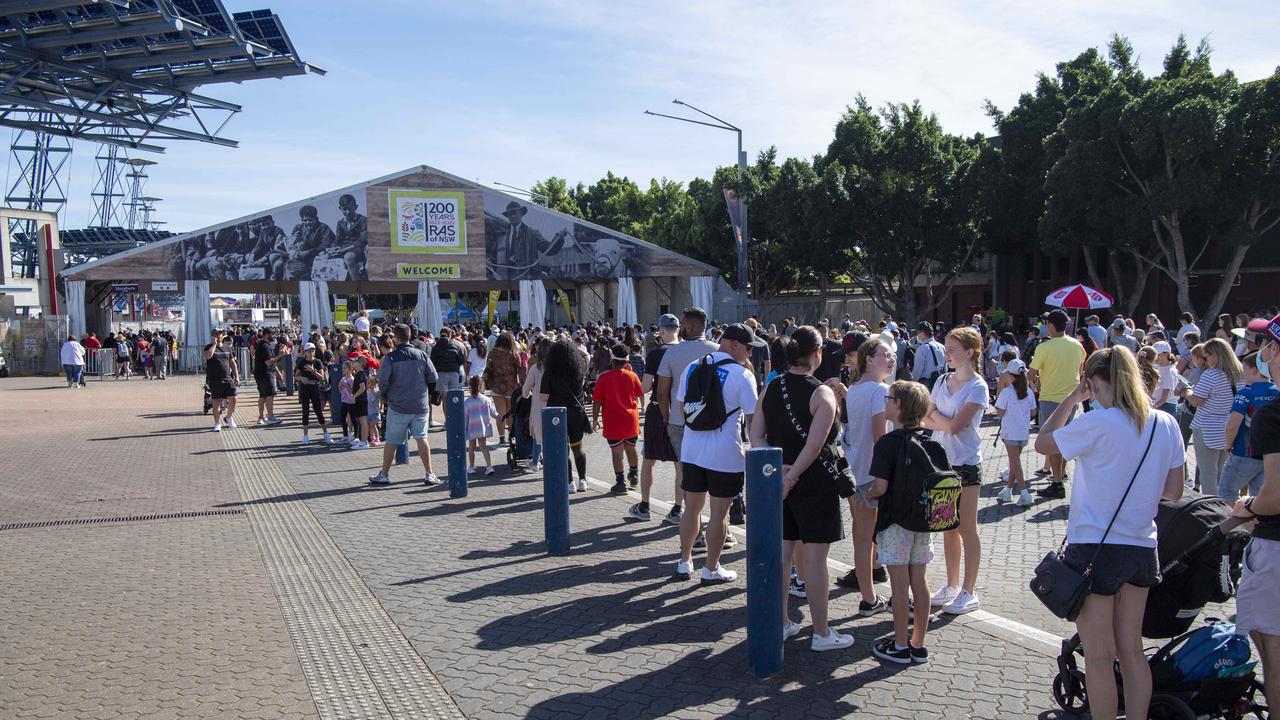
[580,474,1063,658]
[221,428,466,720]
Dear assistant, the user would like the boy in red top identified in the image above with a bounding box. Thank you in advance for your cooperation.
[593,343,644,494]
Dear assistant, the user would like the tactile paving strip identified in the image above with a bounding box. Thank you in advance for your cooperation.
[220,429,466,720]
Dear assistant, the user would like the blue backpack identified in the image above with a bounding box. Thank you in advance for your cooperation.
[1151,623,1253,683]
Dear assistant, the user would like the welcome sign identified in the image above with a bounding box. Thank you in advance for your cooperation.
[389,189,466,254]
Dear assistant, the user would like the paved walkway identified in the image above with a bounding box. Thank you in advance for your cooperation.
[0,374,1231,719]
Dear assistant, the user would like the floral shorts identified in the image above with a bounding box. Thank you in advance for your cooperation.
[877,524,934,566]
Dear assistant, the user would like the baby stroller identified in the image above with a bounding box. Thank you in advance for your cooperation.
[1052,493,1266,719]
[202,382,213,414]
[506,389,534,471]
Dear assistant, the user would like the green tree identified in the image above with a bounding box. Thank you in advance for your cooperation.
[815,98,985,325]
[1041,35,1280,323]
[529,176,587,217]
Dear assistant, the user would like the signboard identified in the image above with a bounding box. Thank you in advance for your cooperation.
[112,283,138,293]
[389,189,466,254]
[151,281,178,292]
[395,262,461,279]
[334,298,348,324]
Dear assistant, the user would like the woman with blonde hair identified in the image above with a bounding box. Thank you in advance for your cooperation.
[1035,347,1185,720]
[1178,338,1245,495]
[921,326,988,615]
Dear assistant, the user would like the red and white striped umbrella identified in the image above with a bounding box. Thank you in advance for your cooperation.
[1045,284,1113,310]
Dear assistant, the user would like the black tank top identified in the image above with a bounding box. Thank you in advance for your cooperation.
[763,373,841,475]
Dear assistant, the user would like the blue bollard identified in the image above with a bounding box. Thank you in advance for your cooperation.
[446,389,467,498]
[283,353,295,396]
[746,446,784,677]
[541,406,570,555]
[328,363,342,425]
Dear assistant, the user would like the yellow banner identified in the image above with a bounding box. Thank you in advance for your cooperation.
[487,290,500,325]
[334,298,348,323]
[395,263,461,279]
[556,288,574,324]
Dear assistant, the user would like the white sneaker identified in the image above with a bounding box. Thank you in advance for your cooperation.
[700,566,737,585]
[351,441,369,450]
[529,459,540,472]
[576,479,587,492]
[266,417,283,426]
[212,423,222,432]
[943,589,980,615]
[930,585,960,608]
[811,629,855,652]
[322,432,332,444]
[423,473,443,486]
[998,468,1008,482]
[300,434,310,444]
[367,472,390,485]
[783,621,802,640]
[337,436,352,444]
[1018,490,1035,507]
[226,417,237,429]
[485,466,495,475]
[467,466,476,475]
[997,486,1014,503]
[674,560,693,580]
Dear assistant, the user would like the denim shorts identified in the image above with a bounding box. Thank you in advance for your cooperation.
[1237,538,1280,636]
[851,481,878,509]
[1219,455,1265,500]
[385,409,427,445]
[1063,542,1160,596]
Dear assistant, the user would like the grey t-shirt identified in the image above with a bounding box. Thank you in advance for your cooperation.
[656,338,718,426]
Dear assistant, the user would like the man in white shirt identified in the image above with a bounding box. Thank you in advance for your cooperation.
[912,322,947,389]
[60,335,86,388]
[1085,315,1109,351]
[672,323,763,585]
[1177,312,1201,355]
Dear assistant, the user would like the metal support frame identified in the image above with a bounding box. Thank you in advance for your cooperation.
[89,130,127,227]
[5,121,70,278]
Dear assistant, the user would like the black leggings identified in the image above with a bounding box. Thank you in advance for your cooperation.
[299,384,325,428]
[568,406,587,481]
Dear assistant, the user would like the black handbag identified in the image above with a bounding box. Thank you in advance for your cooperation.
[1029,419,1157,621]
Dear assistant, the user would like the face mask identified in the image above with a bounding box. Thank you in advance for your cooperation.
[1258,343,1273,380]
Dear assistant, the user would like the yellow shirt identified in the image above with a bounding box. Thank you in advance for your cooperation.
[1029,336,1086,403]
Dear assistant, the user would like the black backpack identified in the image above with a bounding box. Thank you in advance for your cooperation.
[891,429,962,533]
[683,355,740,431]
[921,344,943,390]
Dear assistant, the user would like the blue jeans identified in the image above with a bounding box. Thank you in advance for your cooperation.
[531,442,542,465]
[63,363,82,384]
[1219,455,1265,500]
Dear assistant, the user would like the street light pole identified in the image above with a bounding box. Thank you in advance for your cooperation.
[644,99,750,319]
[493,181,549,206]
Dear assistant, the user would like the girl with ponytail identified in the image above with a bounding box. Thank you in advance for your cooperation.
[1034,346,1185,720]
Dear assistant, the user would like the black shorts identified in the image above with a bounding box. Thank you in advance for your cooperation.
[1063,543,1160,596]
[642,401,677,461]
[345,401,367,419]
[680,462,744,499]
[608,436,638,448]
[208,380,236,400]
[783,473,844,544]
[255,375,276,398]
[955,464,982,488]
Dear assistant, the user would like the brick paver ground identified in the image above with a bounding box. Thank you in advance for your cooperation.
[3,373,1246,719]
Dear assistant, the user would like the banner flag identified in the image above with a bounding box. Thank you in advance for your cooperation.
[555,288,574,324]
[487,290,500,324]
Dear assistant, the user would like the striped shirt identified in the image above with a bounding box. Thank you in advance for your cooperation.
[1190,367,1237,449]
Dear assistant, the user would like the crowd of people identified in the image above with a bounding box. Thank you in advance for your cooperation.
[58,328,178,386]
[67,300,1280,719]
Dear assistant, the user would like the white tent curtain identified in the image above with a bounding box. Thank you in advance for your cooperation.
[65,280,86,338]
[313,280,333,330]
[519,279,546,328]
[183,279,210,368]
[417,280,444,333]
[615,276,638,327]
[298,280,334,334]
[691,276,714,314]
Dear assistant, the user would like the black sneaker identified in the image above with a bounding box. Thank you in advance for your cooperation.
[1037,483,1066,499]
[729,496,746,525]
[859,596,889,617]
[693,531,706,551]
[872,638,912,665]
[610,481,628,494]
[663,508,683,526]
[873,567,888,583]
[627,503,651,521]
[834,569,861,589]
[627,468,639,488]
[910,645,929,664]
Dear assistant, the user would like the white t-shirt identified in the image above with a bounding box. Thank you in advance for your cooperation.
[994,343,1020,374]
[60,340,85,366]
[843,380,889,485]
[467,348,487,378]
[994,386,1036,443]
[1054,407,1185,547]
[1154,364,1178,406]
[1176,323,1201,354]
[354,316,370,333]
[675,351,758,473]
[930,373,989,466]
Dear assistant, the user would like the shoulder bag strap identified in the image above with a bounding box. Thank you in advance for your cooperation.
[779,375,843,478]
[1080,420,1159,575]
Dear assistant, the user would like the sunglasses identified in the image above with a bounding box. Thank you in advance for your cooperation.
[886,394,899,401]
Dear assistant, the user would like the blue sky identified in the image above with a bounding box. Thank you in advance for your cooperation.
[27,0,1279,233]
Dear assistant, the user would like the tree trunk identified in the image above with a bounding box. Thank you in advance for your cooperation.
[1200,241,1251,332]
[1082,246,1103,292]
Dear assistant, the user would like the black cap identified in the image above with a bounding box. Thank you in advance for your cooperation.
[835,330,868,356]
[722,322,767,348]
[610,343,629,361]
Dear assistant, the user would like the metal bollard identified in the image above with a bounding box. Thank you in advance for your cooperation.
[746,446,784,677]
[446,388,467,498]
[328,363,342,425]
[283,353,295,396]
[541,406,570,556]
